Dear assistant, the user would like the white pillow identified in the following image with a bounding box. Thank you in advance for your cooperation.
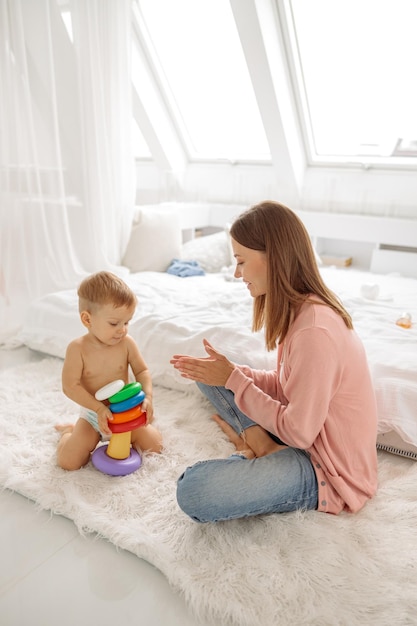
[122,207,182,272]
[181,229,233,273]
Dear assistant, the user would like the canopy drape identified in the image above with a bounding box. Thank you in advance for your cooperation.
[0,0,134,342]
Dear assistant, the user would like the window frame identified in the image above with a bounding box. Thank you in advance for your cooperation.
[275,0,417,171]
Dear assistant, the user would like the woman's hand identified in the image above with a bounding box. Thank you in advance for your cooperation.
[170,339,235,386]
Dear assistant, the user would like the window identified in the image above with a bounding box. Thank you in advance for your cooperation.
[61,9,73,41]
[134,0,270,162]
[279,0,417,166]
[132,119,151,158]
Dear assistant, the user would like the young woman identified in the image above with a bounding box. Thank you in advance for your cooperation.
[171,201,378,522]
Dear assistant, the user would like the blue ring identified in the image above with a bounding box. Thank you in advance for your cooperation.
[91,445,142,476]
[109,390,146,413]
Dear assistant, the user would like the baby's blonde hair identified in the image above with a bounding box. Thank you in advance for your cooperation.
[77,271,137,313]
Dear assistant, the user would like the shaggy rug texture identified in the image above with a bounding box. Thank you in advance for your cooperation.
[1,358,417,626]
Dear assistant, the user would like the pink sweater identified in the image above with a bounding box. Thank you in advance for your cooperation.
[225,298,378,515]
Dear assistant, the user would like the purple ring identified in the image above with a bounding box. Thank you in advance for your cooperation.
[91,445,142,476]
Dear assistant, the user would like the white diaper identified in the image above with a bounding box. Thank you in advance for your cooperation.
[79,407,110,441]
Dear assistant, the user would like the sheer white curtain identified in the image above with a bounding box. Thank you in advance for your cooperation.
[0,0,134,343]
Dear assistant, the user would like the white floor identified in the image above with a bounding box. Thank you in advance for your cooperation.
[0,347,209,626]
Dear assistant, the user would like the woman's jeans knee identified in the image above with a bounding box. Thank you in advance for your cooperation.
[177,448,318,522]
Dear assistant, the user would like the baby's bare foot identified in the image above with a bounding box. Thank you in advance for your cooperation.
[54,423,74,435]
[211,414,256,459]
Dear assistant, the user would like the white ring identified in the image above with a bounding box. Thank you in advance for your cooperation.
[95,379,125,401]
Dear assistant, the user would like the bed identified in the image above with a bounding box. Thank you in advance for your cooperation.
[17,203,417,458]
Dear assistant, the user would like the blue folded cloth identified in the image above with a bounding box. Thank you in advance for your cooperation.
[166,259,205,277]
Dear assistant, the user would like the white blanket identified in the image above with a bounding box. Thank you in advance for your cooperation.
[1,358,417,626]
[19,267,417,448]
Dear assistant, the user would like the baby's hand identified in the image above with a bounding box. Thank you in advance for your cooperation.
[96,405,113,436]
[141,397,154,423]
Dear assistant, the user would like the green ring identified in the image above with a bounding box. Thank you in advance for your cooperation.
[109,381,142,404]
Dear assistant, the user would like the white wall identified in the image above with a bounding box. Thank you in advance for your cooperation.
[135,161,417,219]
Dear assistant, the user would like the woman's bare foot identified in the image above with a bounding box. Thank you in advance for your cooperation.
[243,424,287,457]
[211,414,256,459]
[211,414,287,458]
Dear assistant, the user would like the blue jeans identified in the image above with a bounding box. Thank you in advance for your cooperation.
[176,383,318,522]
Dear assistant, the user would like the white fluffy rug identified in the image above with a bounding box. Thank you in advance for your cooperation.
[1,358,417,626]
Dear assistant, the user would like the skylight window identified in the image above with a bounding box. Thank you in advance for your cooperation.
[135,0,271,162]
[132,120,151,158]
[281,0,417,164]
[61,9,73,42]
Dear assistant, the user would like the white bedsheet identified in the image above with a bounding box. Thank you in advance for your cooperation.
[19,266,417,447]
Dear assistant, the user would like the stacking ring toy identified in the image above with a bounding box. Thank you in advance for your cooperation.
[92,381,146,477]
[109,390,146,413]
[95,379,124,401]
[108,381,142,404]
[91,445,142,476]
[109,413,147,434]
[110,403,145,424]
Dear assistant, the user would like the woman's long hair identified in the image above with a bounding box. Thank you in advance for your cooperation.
[230,201,353,350]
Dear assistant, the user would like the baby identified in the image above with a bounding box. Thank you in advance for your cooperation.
[55,271,162,470]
